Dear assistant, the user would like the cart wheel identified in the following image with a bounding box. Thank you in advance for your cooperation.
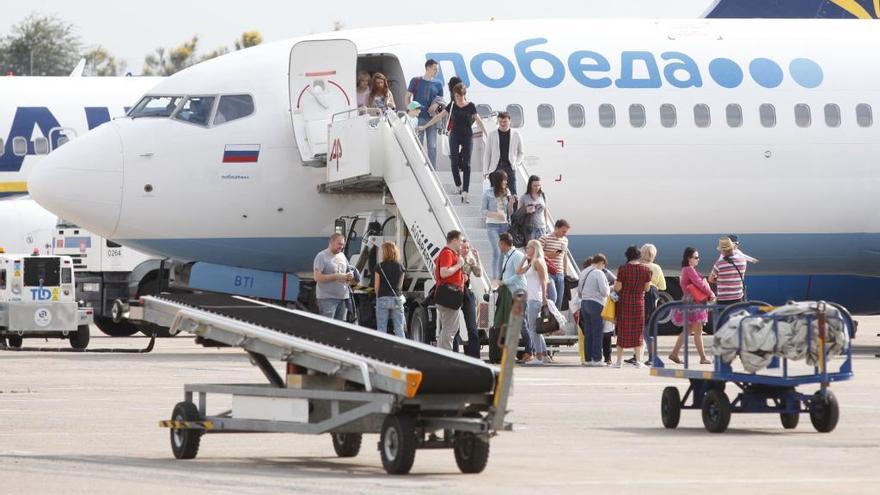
[7,336,23,349]
[453,432,490,474]
[379,414,417,475]
[331,433,362,458]
[809,390,839,433]
[70,325,90,350]
[701,389,731,433]
[169,401,203,459]
[661,387,682,429]
[780,412,800,429]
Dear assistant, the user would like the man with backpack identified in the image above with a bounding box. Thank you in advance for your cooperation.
[434,230,465,350]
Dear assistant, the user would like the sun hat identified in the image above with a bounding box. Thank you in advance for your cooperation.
[717,236,735,252]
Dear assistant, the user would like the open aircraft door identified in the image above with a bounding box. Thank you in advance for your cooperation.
[289,39,357,165]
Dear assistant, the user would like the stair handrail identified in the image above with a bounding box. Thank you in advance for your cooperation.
[383,112,493,299]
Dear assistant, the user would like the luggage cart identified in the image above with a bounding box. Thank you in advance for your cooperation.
[134,292,523,475]
[646,300,854,433]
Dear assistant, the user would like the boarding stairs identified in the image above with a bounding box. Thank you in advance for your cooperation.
[320,110,494,327]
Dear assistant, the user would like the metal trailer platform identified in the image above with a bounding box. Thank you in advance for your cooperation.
[647,301,854,434]
[134,292,522,475]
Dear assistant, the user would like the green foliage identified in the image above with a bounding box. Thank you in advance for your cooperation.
[143,31,264,75]
[83,46,126,77]
[0,13,81,76]
[234,31,263,50]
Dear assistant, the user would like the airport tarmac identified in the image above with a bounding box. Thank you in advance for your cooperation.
[1,321,879,495]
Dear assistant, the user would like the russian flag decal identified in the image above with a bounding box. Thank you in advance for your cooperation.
[223,144,260,163]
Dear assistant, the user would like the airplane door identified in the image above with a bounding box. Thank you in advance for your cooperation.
[289,39,357,164]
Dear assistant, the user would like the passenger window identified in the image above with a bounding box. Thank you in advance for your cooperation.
[726,104,743,128]
[567,104,585,128]
[34,137,49,155]
[476,104,493,119]
[12,136,27,156]
[61,267,72,285]
[759,104,777,128]
[213,94,255,125]
[129,95,183,118]
[659,104,676,128]
[174,96,216,126]
[795,104,811,128]
[856,103,873,127]
[506,104,524,128]
[598,104,615,128]
[537,104,555,128]
[0,138,4,156]
[824,104,841,128]
[629,104,646,128]
[693,104,711,128]
[106,239,122,248]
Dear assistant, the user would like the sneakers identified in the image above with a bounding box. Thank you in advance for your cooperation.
[635,361,647,369]
[624,356,637,365]
[611,362,622,368]
[461,190,470,203]
[523,358,545,366]
[583,360,603,367]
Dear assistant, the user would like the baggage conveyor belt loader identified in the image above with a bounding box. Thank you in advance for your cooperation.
[132,292,522,475]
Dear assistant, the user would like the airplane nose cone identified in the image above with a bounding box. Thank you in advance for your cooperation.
[28,122,124,238]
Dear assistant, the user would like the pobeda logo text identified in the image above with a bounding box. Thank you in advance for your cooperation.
[428,38,823,90]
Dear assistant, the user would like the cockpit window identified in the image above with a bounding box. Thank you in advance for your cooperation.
[214,95,255,125]
[129,96,183,118]
[173,96,216,126]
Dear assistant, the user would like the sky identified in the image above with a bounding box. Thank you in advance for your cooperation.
[0,0,714,74]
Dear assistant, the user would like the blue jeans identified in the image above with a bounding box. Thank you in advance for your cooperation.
[317,298,348,321]
[550,272,565,309]
[486,223,509,279]
[580,300,604,363]
[545,281,557,308]
[525,299,547,355]
[449,133,473,192]
[530,227,546,241]
[375,296,406,338]
[418,119,438,168]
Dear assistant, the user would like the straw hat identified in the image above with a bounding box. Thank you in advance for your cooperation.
[717,236,735,252]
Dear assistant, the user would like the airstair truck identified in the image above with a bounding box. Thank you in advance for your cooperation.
[0,252,94,349]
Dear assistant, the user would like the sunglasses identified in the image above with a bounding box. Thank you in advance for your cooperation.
[692,255,700,259]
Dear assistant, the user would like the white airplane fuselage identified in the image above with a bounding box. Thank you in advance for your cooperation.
[28,19,880,310]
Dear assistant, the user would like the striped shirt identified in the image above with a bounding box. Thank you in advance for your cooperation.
[711,255,748,301]
[539,233,568,271]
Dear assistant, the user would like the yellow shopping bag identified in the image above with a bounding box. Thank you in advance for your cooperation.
[600,297,616,322]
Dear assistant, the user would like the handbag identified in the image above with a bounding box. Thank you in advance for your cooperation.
[601,297,616,322]
[536,304,559,334]
[686,283,709,303]
[440,102,454,156]
[546,256,559,276]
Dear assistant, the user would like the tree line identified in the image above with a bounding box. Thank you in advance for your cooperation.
[0,13,263,77]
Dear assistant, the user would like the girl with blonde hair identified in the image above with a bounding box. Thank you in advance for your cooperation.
[374,241,406,338]
[517,239,549,364]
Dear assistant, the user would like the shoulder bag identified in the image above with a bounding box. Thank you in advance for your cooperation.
[536,304,560,334]
[440,103,454,156]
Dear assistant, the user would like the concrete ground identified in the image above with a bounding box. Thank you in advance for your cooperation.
[1,319,879,495]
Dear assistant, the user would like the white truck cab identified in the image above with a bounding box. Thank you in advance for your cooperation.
[0,251,93,349]
[53,223,167,337]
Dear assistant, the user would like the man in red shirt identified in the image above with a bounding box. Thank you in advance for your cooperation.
[435,230,465,350]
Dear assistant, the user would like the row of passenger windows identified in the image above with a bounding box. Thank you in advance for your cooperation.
[500,103,875,129]
[0,135,58,157]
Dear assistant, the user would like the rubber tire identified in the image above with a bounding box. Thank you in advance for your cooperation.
[69,325,90,349]
[331,433,362,458]
[170,401,202,459]
[701,389,732,433]
[408,305,429,344]
[809,391,840,433]
[94,317,140,337]
[379,414,418,475]
[453,432,490,474]
[661,386,682,429]
[7,336,22,348]
[780,412,800,429]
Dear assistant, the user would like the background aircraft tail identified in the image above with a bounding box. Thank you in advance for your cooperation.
[704,0,879,19]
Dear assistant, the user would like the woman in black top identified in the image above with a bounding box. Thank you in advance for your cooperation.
[374,241,407,338]
[420,82,488,204]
